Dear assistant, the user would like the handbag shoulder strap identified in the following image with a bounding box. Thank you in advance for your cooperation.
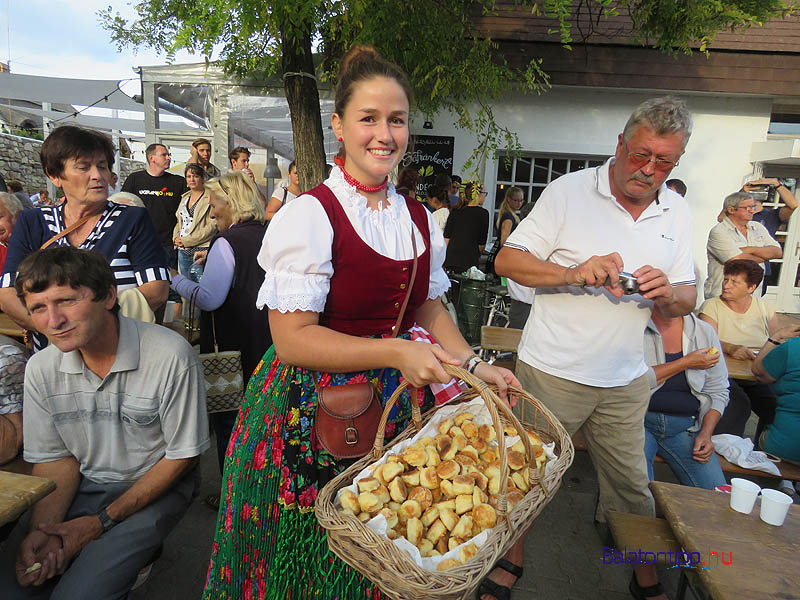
[391,231,418,337]
[314,229,419,390]
[188,286,198,325]
[210,310,220,353]
[188,286,200,341]
[40,213,94,250]
[189,284,221,353]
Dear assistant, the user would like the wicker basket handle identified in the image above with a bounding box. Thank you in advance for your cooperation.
[440,365,513,520]
[440,365,537,519]
[487,383,547,499]
[369,364,542,524]
[371,381,423,458]
[372,381,423,460]
[369,365,500,462]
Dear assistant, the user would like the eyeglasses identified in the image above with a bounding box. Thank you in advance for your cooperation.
[624,143,679,172]
[737,204,756,212]
[218,180,230,196]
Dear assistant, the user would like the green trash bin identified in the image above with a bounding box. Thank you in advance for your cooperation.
[452,275,489,345]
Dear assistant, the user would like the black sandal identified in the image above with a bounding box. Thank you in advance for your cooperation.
[475,558,524,600]
[629,572,664,600]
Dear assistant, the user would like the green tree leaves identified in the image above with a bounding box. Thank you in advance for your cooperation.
[99,0,796,184]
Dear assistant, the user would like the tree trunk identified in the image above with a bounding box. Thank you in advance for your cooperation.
[281,29,327,192]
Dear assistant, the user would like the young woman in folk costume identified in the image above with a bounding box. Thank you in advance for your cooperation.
[201,45,518,600]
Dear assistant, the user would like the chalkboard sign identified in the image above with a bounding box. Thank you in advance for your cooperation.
[399,135,454,202]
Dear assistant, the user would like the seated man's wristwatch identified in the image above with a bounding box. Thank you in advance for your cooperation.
[97,507,118,533]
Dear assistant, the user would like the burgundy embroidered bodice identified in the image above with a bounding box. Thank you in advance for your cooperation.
[307,184,431,337]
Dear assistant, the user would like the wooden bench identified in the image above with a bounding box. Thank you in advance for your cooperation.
[572,430,800,482]
[479,326,522,372]
[606,511,680,562]
[606,511,707,600]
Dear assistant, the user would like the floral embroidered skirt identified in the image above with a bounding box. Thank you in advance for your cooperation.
[202,343,434,600]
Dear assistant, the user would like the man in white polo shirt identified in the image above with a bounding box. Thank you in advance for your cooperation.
[493,97,696,600]
[705,190,781,299]
[0,246,209,599]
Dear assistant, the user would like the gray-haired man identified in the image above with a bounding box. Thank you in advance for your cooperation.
[493,96,696,600]
[705,191,781,299]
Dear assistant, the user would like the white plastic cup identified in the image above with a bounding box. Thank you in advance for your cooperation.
[760,489,793,526]
[729,478,761,514]
[163,301,175,324]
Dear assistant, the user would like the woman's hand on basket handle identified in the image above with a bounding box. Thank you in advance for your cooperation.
[395,341,460,388]
[472,362,520,407]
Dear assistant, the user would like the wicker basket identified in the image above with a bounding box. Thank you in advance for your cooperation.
[315,364,574,600]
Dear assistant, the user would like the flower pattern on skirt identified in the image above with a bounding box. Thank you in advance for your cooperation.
[202,337,434,600]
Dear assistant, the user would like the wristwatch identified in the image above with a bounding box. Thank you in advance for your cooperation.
[97,507,118,533]
[465,355,485,374]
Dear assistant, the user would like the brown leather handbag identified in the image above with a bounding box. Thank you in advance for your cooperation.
[314,233,418,459]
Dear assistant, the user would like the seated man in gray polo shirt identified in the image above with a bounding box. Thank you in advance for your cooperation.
[0,246,209,599]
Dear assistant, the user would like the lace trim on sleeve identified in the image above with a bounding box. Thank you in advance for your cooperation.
[428,277,451,300]
[256,269,329,313]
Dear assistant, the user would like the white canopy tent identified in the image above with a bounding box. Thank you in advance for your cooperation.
[136,62,340,172]
[0,72,144,112]
[0,72,158,196]
[7,104,148,135]
[1,65,340,184]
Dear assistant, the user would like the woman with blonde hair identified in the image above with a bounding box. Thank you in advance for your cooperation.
[202,45,517,600]
[495,185,524,246]
[170,170,270,487]
[443,180,490,272]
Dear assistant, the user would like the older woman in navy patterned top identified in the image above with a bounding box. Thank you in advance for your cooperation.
[0,126,168,349]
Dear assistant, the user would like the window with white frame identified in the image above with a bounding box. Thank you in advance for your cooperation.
[492,153,606,230]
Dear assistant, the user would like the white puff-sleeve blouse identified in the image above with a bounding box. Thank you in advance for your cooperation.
[256,166,451,313]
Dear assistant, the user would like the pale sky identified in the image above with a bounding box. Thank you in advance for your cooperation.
[1,0,207,94]
[1,0,218,160]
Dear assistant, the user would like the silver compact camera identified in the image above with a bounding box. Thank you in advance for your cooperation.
[603,271,640,294]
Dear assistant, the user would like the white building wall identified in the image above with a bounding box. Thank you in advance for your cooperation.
[413,87,773,288]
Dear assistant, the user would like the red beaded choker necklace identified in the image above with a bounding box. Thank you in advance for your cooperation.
[339,164,388,193]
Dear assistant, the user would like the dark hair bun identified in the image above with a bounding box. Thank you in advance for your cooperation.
[334,44,413,117]
[339,45,383,79]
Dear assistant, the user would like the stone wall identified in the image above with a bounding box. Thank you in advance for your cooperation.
[0,133,145,193]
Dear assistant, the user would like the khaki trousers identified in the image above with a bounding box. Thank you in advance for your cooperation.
[517,361,655,522]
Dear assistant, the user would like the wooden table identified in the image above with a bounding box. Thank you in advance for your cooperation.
[0,471,56,527]
[651,481,800,600]
[724,355,756,381]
